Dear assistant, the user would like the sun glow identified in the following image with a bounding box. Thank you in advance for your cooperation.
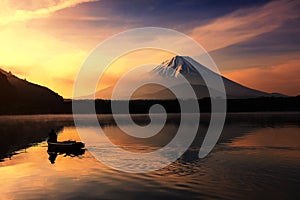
[97,49,175,91]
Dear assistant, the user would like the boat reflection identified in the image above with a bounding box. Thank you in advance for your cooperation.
[47,142,85,164]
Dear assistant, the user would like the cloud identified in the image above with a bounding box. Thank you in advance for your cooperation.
[191,0,300,51]
[223,59,300,96]
[0,0,99,26]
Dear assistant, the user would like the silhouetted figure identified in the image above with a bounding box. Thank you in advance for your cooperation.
[48,129,57,143]
[48,151,58,164]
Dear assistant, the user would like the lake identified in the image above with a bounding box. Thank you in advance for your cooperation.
[0,113,300,199]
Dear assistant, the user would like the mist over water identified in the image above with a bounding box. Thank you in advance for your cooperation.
[0,113,299,199]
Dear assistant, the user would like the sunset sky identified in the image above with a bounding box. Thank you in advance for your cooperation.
[0,0,299,98]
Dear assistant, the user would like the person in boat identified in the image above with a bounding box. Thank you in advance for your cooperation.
[48,129,57,143]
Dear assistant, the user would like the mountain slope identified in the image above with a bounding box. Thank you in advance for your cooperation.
[0,68,64,114]
[151,56,273,99]
[0,71,17,105]
[94,56,286,100]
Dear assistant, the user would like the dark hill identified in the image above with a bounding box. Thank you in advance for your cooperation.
[0,71,17,103]
[0,68,64,114]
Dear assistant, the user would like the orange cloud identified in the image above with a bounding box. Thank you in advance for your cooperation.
[191,0,299,51]
[0,0,99,26]
[223,59,300,96]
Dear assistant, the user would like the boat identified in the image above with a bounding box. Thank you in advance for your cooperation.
[47,141,85,164]
[47,141,85,152]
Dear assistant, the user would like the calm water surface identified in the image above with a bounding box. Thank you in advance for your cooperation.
[0,113,299,199]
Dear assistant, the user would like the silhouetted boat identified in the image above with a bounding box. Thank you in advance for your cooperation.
[48,141,85,152]
[47,141,85,164]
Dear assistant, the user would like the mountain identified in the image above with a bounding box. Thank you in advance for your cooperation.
[94,56,286,100]
[0,70,17,103]
[0,68,64,114]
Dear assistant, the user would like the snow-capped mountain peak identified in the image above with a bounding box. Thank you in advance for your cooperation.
[152,56,202,78]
